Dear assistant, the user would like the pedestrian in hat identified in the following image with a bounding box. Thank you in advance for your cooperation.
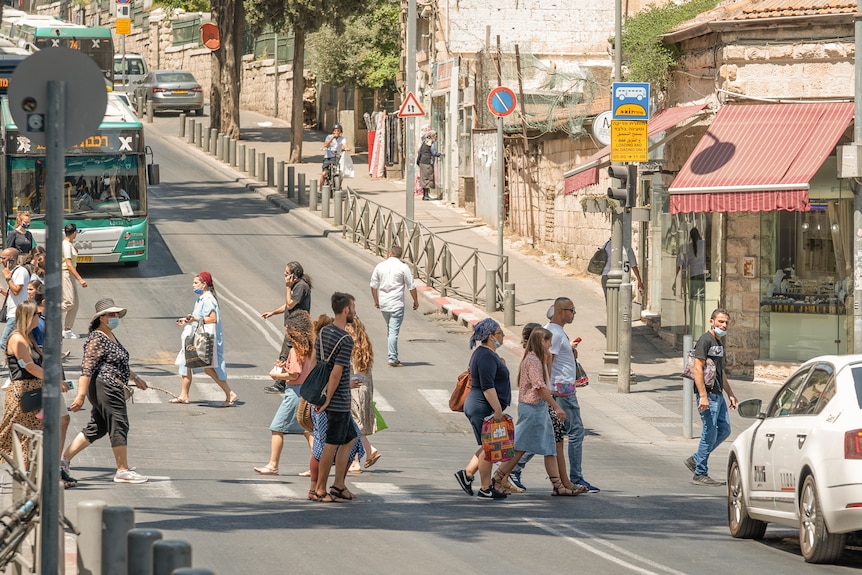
[61,298,150,484]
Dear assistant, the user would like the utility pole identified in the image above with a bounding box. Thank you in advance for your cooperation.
[405,0,417,224]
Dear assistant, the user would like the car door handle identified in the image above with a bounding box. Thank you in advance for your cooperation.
[797,434,807,448]
[765,433,775,448]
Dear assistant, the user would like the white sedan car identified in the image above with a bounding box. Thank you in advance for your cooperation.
[727,355,862,563]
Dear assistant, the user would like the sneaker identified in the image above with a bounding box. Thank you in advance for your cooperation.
[509,470,527,491]
[0,378,9,390]
[684,456,696,473]
[454,469,474,496]
[387,360,403,367]
[114,469,148,484]
[477,486,507,500]
[263,382,286,394]
[62,330,80,339]
[575,479,601,493]
[692,474,725,486]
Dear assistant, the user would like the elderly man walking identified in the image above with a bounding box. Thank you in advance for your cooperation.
[370,245,418,367]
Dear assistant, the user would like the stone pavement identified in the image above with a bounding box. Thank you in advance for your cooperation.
[167,107,781,452]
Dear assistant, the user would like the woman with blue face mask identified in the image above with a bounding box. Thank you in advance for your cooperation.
[62,298,150,484]
[454,317,511,500]
[5,212,34,256]
[171,272,237,407]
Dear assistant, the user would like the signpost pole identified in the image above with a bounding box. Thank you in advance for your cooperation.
[40,79,65,575]
[405,0,417,226]
[496,115,504,271]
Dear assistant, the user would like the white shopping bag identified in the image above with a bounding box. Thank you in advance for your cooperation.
[340,152,355,179]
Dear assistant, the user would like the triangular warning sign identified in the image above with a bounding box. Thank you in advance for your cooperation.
[398,92,425,118]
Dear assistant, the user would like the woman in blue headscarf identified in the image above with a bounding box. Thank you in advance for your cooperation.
[453,318,511,500]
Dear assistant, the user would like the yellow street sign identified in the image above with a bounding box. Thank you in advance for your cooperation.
[116,18,131,35]
[610,120,648,162]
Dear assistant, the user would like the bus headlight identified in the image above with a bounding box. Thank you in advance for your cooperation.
[126,240,145,248]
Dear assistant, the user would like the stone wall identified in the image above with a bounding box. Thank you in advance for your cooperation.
[723,212,761,377]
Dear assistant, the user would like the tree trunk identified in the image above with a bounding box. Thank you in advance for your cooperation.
[289,29,305,164]
[210,0,242,139]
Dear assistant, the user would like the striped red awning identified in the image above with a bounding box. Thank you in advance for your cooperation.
[669,102,854,214]
[563,104,708,195]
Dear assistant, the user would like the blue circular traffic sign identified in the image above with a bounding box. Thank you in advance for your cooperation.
[488,86,517,117]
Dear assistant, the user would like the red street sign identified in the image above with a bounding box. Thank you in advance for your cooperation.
[488,86,517,117]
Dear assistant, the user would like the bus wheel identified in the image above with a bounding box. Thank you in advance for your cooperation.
[123,261,140,268]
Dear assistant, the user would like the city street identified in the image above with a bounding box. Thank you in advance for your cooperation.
[50,116,862,574]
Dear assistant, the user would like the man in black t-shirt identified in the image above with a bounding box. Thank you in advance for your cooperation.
[685,308,738,486]
[261,261,312,393]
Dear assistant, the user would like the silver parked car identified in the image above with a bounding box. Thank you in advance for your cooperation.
[139,70,204,116]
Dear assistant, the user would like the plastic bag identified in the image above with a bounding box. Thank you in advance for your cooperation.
[340,152,355,179]
[481,414,515,463]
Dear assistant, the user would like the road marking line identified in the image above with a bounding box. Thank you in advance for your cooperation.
[373,394,394,412]
[216,283,284,350]
[524,518,688,575]
[142,477,182,498]
[351,482,423,503]
[236,478,301,500]
[418,389,454,412]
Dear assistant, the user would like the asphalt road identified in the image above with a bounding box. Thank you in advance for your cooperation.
[52,114,862,574]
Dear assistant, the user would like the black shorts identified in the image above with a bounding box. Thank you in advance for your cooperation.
[324,410,357,445]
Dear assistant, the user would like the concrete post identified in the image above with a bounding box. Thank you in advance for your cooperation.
[186,119,195,144]
[102,506,135,574]
[683,334,694,439]
[312,178,318,212]
[425,241,435,280]
[322,184,331,219]
[238,144,246,172]
[485,270,497,313]
[504,282,516,326]
[258,153,266,182]
[77,500,106,575]
[334,189,343,226]
[229,139,237,167]
[152,541,192,575]
[267,156,275,186]
[442,250,452,296]
[287,166,295,199]
[196,123,204,150]
[178,113,186,137]
[209,129,218,156]
[146,100,154,123]
[127,528,162,575]
[248,148,256,178]
[215,134,224,162]
[277,161,285,194]
[297,173,306,206]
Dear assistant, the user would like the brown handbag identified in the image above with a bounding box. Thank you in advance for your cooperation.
[297,397,314,432]
[449,368,471,412]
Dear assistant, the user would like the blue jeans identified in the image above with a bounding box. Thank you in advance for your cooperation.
[0,317,15,352]
[381,307,404,363]
[513,393,584,483]
[693,392,731,477]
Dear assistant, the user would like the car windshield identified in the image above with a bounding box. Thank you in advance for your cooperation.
[155,72,194,83]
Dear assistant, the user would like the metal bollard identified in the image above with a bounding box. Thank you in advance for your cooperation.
[216,134,224,162]
[362,208,370,248]
[186,119,195,144]
[77,500,106,575]
[178,113,186,138]
[248,148,256,177]
[485,270,497,313]
[209,129,218,155]
[425,241,435,279]
[302,179,313,206]
[287,166,295,199]
[128,528,162,575]
[277,161,285,194]
[683,334,694,439]
[172,570,215,575]
[266,156,275,187]
[504,282,516,326]
[238,144,246,172]
[102,506,135,574]
[309,180,318,211]
[146,100,154,123]
[229,139,237,167]
[442,250,452,296]
[334,189,343,225]
[152,540,192,575]
[321,184,331,219]
[257,153,266,182]
[195,123,203,149]
[297,173,306,206]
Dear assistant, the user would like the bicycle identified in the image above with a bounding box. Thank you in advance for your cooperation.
[323,151,343,192]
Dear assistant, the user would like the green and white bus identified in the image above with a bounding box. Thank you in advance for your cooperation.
[1,93,158,264]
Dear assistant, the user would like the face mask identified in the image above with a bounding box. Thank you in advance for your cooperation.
[21,223,29,229]
[713,327,727,337]
[193,288,204,295]
[107,318,120,329]
[494,340,502,349]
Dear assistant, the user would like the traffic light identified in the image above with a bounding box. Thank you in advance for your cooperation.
[608,163,635,207]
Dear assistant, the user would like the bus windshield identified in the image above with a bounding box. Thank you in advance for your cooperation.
[7,155,144,217]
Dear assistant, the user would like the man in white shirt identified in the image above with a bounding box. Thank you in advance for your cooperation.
[0,247,31,351]
[370,245,418,367]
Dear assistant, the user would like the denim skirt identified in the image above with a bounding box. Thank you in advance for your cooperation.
[269,386,305,434]
[513,401,555,456]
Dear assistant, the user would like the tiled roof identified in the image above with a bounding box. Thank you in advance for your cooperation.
[672,0,856,32]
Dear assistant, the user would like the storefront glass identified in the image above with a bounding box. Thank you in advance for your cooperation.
[758,158,852,361]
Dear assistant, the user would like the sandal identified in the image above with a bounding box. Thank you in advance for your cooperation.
[168,397,189,404]
[329,485,355,501]
[307,490,317,501]
[309,491,342,503]
[364,451,382,469]
[253,466,279,476]
[550,476,586,496]
[493,470,521,494]
[221,392,238,408]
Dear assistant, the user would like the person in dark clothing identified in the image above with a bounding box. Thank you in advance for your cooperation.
[416,131,442,200]
[262,261,312,393]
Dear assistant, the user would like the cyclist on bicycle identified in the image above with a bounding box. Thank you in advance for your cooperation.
[319,123,350,190]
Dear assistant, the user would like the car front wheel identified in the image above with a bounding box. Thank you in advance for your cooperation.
[799,474,846,563]
[727,459,767,539]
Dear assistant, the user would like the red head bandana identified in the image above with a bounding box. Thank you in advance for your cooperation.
[198,271,213,287]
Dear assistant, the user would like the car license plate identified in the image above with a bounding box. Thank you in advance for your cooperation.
[77,256,93,263]
[172,90,188,95]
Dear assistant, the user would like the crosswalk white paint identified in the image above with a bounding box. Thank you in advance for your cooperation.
[350,482,424,504]
[373,394,394,412]
[418,389,454,413]
[140,476,183,499]
[235,478,302,500]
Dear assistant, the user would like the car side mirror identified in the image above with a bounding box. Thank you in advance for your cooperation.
[737,398,763,419]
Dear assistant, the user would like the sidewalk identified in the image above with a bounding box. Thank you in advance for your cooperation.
[165,109,780,444]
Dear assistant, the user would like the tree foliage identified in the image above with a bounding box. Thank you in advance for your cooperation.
[621,0,719,93]
[154,0,211,13]
[308,1,399,93]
